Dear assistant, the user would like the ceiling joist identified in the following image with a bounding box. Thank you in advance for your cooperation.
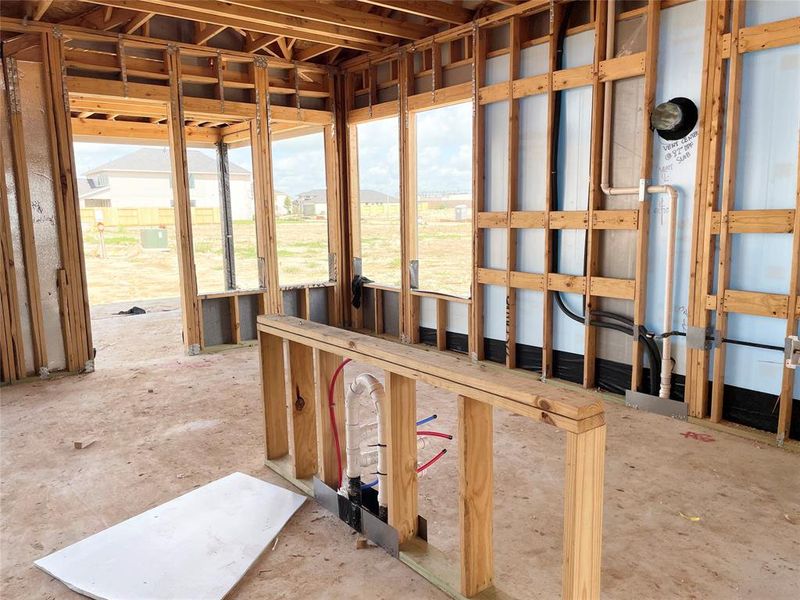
[124,11,155,34]
[356,0,474,25]
[195,22,227,46]
[78,0,390,52]
[30,0,55,21]
[224,0,435,40]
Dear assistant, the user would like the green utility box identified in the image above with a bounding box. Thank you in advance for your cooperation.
[140,228,168,249]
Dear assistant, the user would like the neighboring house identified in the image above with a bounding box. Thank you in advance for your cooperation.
[294,188,397,217]
[359,189,398,205]
[80,147,254,220]
[274,190,292,216]
[295,189,328,216]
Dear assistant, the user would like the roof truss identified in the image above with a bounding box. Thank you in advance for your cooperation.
[3,1,481,65]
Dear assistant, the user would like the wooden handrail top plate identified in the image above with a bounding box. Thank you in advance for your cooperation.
[258,315,605,432]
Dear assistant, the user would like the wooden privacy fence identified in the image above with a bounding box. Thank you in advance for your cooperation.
[257,315,606,599]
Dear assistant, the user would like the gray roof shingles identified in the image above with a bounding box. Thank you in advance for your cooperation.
[84,147,249,176]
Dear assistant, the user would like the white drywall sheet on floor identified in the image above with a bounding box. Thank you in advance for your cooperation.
[35,472,306,600]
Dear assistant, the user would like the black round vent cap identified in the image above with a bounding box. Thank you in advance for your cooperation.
[651,97,698,141]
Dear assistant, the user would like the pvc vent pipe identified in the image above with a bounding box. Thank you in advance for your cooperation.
[344,374,388,510]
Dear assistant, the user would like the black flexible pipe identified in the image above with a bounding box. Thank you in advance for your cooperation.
[657,331,784,352]
[549,2,662,394]
[554,290,662,384]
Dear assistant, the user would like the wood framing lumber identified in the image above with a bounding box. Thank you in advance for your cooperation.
[84,0,388,52]
[358,0,473,25]
[504,16,521,369]
[436,298,447,351]
[346,118,363,330]
[384,371,418,544]
[710,0,745,424]
[470,26,487,360]
[259,315,607,599]
[583,2,608,389]
[399,51,418,344]
[562,425,606,600]
[0,16,332,72]
[458,395,493,597]
[312,349,345,487]
[2,57,47,373]
[43,34,93,371]
[777,143,800,444]
[323,119,345,328]
[630,0,660,392]
[286,340,318,479]
[550,211,589,229]
[259,331,289,459]
[720,289,790,319]
[258,315,606,433]
[0,144,26,381]
[124,11,155,34]
[71,117,220,144]
[598,52,646,82]
[31,1,54,21]
[552,64,594,91]
[708,209,795,234]
[251,61,283,314]
[165,46,202,352]
[195,23,226,46]
[542,1,559,379]
[509,272,546,291]
[226,0,435,40]
[407,82,472,112]
[229,296,241,344]
[348,101,400,124]
[685,0,729,418]
[736,16,800,54]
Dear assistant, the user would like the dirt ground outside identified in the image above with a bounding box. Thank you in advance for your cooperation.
[81,207,472,306]
[1,305,799,599]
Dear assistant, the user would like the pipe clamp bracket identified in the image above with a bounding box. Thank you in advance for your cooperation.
[785,336,800,369]
[686,326,720,350]
[638,178,649,203]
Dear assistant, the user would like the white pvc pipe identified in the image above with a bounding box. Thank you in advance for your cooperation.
[345,374,388,509]
[595,1,680,398]
[361,437,427,468]
[656,185,678,399]
[600,184,680,399]
[344,385,363,481]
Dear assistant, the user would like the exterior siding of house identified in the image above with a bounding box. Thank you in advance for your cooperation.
[82,172,254,221]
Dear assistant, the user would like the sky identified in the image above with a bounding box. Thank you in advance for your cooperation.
[355,101,472,197]
[72,101,472,198]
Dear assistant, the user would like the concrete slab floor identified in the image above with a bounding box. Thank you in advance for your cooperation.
[1,306,798,599]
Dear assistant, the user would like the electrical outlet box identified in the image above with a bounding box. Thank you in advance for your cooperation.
[786,336,800,369]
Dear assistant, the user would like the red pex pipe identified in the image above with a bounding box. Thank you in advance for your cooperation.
[329,358,351,489]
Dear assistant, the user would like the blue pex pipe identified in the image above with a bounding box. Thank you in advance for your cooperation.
[415,414,437,427]
[361,415,439,489]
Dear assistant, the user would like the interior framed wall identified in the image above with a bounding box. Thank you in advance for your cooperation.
[340,0,800,445]
[685,0,800,442]
[0,19,343,367]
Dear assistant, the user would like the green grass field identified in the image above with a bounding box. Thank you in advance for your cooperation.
[81,209,471,306]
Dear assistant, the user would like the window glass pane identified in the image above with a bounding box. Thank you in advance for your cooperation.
[271,130,330,286]
[415,103,473,296]
[355,118,401,287]
[227,143,260,290]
